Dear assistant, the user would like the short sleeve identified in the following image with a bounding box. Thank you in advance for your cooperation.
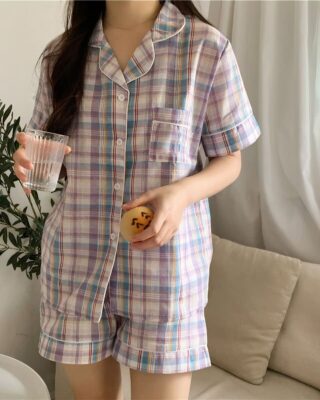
[201,39,261,158]
[27,48,53,131]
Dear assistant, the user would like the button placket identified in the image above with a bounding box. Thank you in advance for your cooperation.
[111,89,128,244]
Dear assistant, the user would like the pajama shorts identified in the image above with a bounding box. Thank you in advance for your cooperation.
[38,281,212,374]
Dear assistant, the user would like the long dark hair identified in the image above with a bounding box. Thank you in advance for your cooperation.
[39,1,214,136]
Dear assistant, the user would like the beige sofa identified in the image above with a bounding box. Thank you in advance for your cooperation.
[55,234,320,399]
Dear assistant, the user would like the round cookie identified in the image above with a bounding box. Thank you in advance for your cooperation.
[120,205,154,241]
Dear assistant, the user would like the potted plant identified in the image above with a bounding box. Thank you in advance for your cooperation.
[0,99,65,279]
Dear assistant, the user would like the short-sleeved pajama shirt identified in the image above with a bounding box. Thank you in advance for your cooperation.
[28,0,261,373]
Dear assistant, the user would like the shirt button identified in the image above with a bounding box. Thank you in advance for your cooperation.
[117,138,123,146]
[114,183,121,190]
[117,94,126,102]
[110,232,116,240]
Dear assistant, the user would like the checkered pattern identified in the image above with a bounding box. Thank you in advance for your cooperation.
[38,281,211,372]
[29,0,261,371]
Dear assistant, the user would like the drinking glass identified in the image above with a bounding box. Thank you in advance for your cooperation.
[22,128,69,192]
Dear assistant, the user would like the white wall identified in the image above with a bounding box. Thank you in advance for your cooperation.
[0,2,65,398]
[1,1,65,126]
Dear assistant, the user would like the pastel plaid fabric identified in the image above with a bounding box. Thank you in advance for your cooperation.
[28,0,261,370]
[39,283,211,371]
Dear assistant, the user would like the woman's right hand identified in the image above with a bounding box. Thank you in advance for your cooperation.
[12,131,72,196]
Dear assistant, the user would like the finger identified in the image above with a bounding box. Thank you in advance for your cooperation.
[13,149,33,170]
[14,164,33,185]
[16,131,23,143]
[16,131,27,147]
[13,163,26,181]
[131,210,166,243]
[131,221,172,250]
[64,145,72,155]
[16,166,32,195]
[123,190,154,210]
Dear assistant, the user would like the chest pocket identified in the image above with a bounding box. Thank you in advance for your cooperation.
[148,107,192,163]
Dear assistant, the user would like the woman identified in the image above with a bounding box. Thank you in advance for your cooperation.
[13,0,261,399]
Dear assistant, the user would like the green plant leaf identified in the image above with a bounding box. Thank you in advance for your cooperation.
[20,214,30,228]
[33,217,43,229]
[16,227,30,237]
[7,251,22,267]
[8,232,17,247]
[3,229,7,244]
[20,262,29,272]
[0,195,10,208]
[6,137,14,155]
[30,262,40,275]
[1,211,11,225]
[0,136,8,154]
[0,163,12,174]
[18,253,30,265]
[28,253,37,261]
[16,236,22,247]
[12,117,21,136]
[32,190,41,208]
[2,173,12,191]
[0,103,5,120]
[7,172,17,191]
[5,122,13,136]
[3,104,12,124]
[5,208,21,220]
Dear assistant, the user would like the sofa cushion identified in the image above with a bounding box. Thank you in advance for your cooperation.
[189,364,320,399]
[268,260,320,391]
[205,234,301,384]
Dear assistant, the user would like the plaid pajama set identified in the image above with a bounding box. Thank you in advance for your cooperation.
[28,1,261,373]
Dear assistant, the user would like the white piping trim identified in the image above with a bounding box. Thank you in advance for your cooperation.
[40,330,113,344]
[152,119,190,130]
[205,112,253,137]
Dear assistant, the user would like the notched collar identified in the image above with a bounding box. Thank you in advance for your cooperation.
[88,1,186,89]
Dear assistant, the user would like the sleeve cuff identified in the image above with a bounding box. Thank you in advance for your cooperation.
[201,113,261,158]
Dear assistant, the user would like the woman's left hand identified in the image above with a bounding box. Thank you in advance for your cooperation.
[122,183,189,250]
